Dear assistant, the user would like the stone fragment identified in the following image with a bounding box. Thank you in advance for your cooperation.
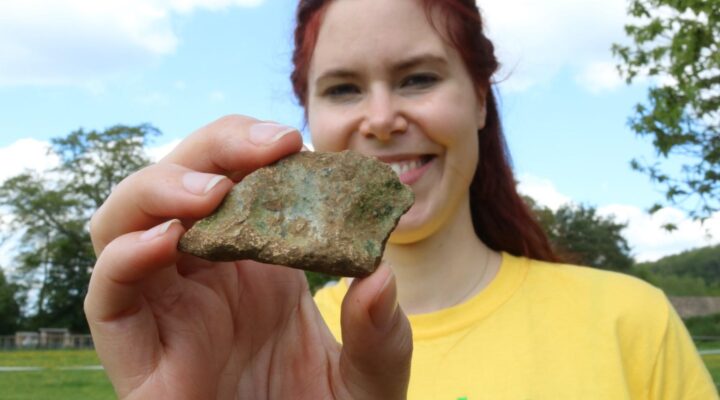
[178,150,414,277]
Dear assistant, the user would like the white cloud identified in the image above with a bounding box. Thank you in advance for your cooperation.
[479,0,629,93]
[518,174,719,262]
[147,139,182,161]
[0,0,265,87]
[575,61,625,94]
[0,139,59,184]
[517,174,571,211]
[0,137,180,182]
[598,204,720,262]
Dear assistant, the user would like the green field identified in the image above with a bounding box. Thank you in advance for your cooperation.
[1,349,719,399]
[0,350,113,400]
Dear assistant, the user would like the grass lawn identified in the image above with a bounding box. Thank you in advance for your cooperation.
[698,341,720,351]
[0,350,114,400]
[0,349,719,398]
[703,353,720,389]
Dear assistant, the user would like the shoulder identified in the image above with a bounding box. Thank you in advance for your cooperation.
[524,256,665,302]
[517,255,671,330]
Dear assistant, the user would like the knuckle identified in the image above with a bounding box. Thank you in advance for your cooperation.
[386,316,413,368]
[396,326,413,362]
[212,114,260,145]
[83,288,95,316]
[121,163,175,199]
[88,208,103,240]
[216,113,255,127]
[88,210,108,256]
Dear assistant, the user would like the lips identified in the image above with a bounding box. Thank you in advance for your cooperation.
[388,159,424,176]
[377,155,435,185]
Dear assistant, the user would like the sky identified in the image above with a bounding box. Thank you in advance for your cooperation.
[0,0,717,265]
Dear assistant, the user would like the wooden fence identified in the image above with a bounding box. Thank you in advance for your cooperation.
[669,296,720,319]
[0,330,93,350]
[0,297,717,351]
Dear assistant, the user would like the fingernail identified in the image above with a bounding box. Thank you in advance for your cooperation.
[182,172,227,195]
[249,122,297,146]
[369,265,398,332]
[140,219,180,241]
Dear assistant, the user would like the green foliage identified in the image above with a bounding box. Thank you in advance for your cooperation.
[634,244,720,295]
[613,0,720,221]
[305,271,337,294]
[684,313,720,337]
[0,268,22,334]
[638,244,720,283]
[0,125,158,333]
[524,197,634,271]
[645,273,720,295]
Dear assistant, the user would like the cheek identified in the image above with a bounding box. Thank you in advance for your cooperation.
[415,82,481,146]
[419,100,480,184]
[446,129,479,187]
[419,101,480,149]
[308,110,347,152]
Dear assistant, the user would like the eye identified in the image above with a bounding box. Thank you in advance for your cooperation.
[323,83,361,98]
[401,73,439,90]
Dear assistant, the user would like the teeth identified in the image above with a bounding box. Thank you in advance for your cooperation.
[389,159,423,176]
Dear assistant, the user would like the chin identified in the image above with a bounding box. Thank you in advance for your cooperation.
[387,211,435,245]
[387,231,425,245]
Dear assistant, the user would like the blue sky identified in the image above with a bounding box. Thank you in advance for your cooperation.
[0,0,716,262]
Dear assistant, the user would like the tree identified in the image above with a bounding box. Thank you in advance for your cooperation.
[613,0,720,222]
[637,244,720,284]
[0,268,22,334]
[0,125,157,332]
[524,197,635,271]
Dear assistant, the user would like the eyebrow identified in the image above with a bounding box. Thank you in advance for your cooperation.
[393,53,448,72]
[314,53,449,83]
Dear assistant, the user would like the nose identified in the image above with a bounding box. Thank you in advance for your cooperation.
[359,87,407,142]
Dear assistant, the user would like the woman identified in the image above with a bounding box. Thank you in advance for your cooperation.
[85,0,716,398]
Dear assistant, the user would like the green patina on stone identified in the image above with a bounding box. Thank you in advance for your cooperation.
[178,150,414,277]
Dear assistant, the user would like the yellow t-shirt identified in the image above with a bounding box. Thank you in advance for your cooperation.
[314,253,718,399]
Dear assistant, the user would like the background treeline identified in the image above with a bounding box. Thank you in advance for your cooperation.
[634,245,720,296]
[0,125,718,335]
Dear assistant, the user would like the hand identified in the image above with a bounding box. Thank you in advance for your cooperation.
[85,115,413,399]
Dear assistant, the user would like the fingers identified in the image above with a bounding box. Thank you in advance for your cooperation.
[90,163,233,255]
[339,264,413,400]
[85,219,185,396]
[86,219,184,325]
[91,115,303,255]
[160,115,303,178]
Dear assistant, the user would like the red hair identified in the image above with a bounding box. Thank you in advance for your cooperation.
[291,0,559,263]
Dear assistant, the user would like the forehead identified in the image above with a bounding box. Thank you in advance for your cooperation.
[309,0,449,74]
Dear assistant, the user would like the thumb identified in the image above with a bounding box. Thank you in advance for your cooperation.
[339,263,413,400]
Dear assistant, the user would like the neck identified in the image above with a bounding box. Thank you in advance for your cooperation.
[384,197,501,315]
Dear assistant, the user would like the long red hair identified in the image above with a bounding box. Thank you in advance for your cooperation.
[291,0,559,263]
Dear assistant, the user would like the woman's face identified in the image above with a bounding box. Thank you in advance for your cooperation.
[307,0,486,244]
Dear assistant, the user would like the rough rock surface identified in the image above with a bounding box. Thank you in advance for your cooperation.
[178,150,414,277]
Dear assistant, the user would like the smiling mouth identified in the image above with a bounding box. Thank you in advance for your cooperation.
[386,155,435,181]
